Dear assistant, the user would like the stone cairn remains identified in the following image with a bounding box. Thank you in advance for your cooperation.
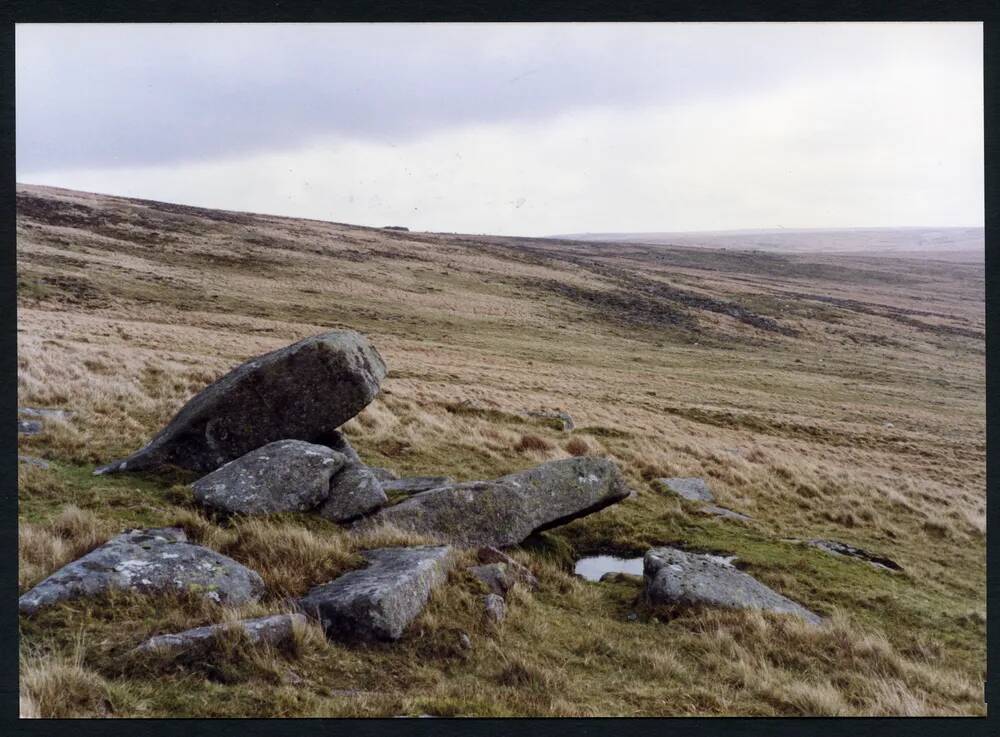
[19,329,643,654]
[20,329,845,662]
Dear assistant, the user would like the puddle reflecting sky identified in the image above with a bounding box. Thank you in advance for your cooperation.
[574,555,643,582]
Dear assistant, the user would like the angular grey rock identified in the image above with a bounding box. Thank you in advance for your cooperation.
[95,330,387,474]
[18,420,42,436]
[657,477,714,502]
[315,463,388,522]
[326,430,362,464]
[702,505,753,522]
[468,564,511,596]
[805,539,902,572]
[134,613,306,657]
[18,455,51,469]
[477,547,539,590]
[526,410,575,432]
[381,476,454,496]
[18,527,265,616]
[192,440,346,516]
[370,467,399,482]
[298,546,452,642]
[469,559,538,596]
[643,547,821,624]
[483,593,507,623]
[364,457,631,547]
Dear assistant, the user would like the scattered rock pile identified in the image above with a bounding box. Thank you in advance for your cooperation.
[21,328,848,658]
[23,330,636,654]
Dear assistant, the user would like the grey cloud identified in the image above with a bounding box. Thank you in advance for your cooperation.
[15,22,958,173]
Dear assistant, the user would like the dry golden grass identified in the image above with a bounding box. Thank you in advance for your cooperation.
[16,184,985,716]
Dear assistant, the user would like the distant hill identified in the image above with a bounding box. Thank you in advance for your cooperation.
[552,227,984,262]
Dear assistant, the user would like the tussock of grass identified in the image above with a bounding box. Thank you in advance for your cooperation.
[514,434,554,453]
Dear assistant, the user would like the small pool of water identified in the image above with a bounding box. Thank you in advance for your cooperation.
[575,555,644,581]
[575,552,739,582]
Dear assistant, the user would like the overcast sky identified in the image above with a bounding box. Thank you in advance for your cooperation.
[16,22,983,235]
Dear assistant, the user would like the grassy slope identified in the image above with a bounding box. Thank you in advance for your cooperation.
[16,183,985,716]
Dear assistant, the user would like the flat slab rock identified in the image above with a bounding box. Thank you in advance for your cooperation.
[701,505,753,522]
[20,407,73,420]
[193,440,347,516]
[363,457,632,547]
[804,539,902,572]
[18,527,265,616]
[657,477,714,502]
[135,613,306,657]
[643,547,821,625]
[95,330,386,475]
[298,546,452,642]
[381,476,454,496]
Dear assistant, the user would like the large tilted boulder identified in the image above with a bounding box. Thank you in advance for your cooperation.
[19,528,265,616]
[643,547,821,624]
[362,457,632,547]
[315,463,388,522]
[192,440,347,516]
[134,613,306,658]
[298,546,453,642]
[95,330,387,474]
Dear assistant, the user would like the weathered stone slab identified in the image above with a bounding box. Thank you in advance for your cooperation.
[643,547,820,624]
[18,528,265,615]
[364,457,631,547]
[19,407,73,421]
[298,546,452,642]
[657,477,714,502]
[701,505,753,522]
[134,613,306,657]
[192,440,346,516]
[95,330,387,474]
[804,539,902,572]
